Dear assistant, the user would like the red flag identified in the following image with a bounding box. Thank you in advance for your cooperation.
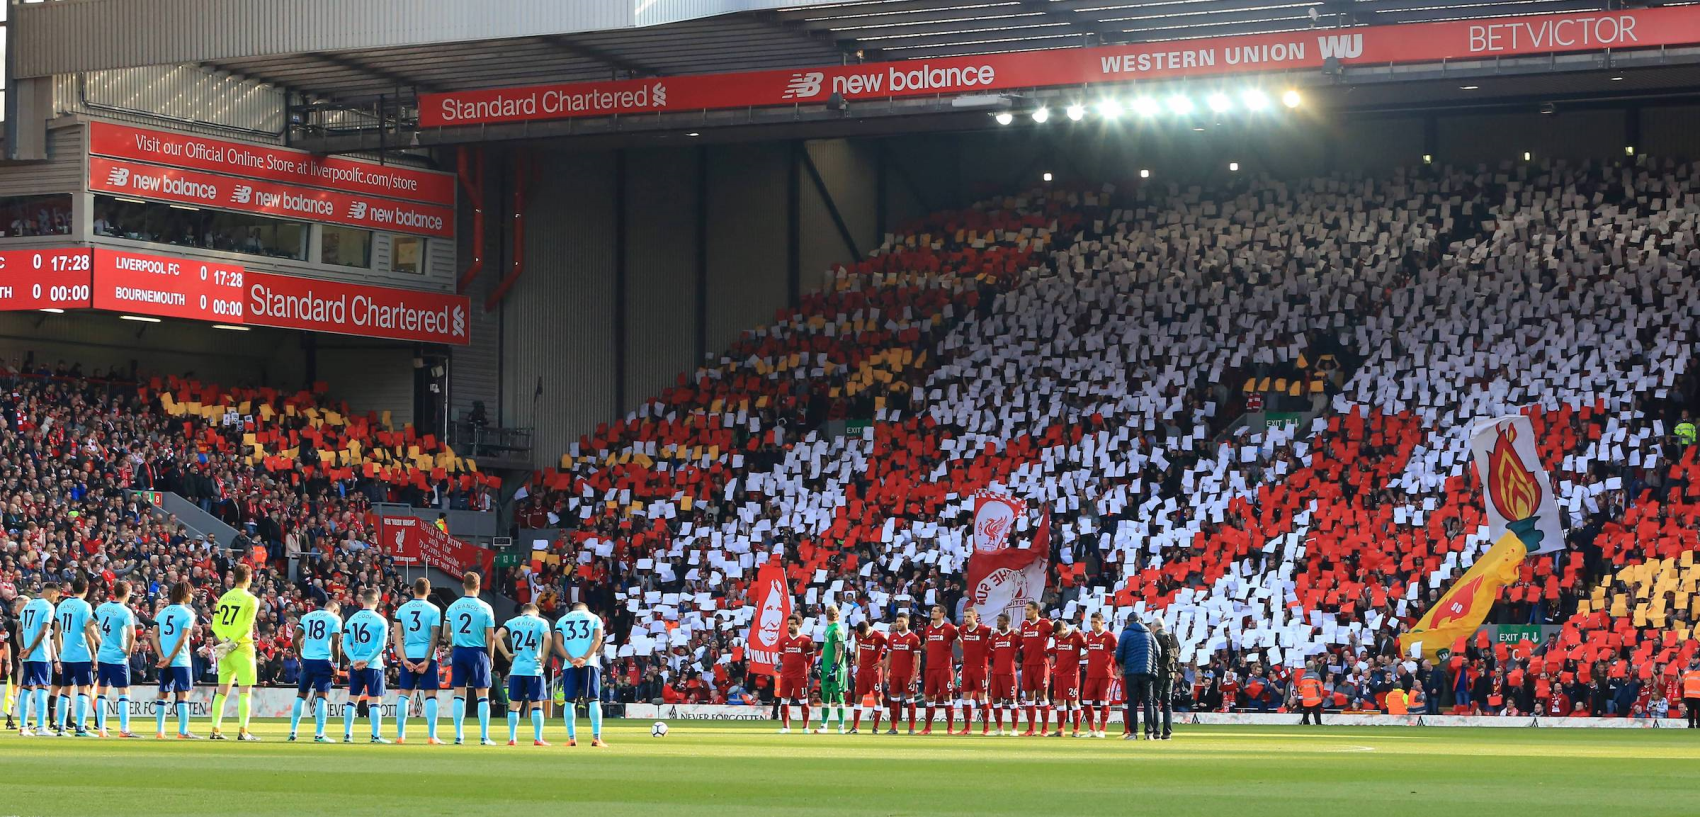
[744,559,792,677]
[965,493,1049,622]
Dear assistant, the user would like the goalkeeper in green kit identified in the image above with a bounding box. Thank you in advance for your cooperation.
[814,605,849,734]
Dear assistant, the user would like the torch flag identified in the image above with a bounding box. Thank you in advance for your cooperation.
[1468,415,1566,555]
[965,492,1050,624]
[1401,415,1561,660]
[744,559,792,677]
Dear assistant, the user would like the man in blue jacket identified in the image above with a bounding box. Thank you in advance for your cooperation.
[1115,614,1156,740]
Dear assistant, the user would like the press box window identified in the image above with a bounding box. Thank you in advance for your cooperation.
[93,195,307,261]
[392,236,425,275]
[322,225,374,269]
[0,193,72,237]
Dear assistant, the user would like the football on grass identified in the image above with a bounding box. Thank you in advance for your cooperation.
[651,721,669,737]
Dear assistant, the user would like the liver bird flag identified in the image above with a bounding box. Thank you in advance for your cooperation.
[1401,415,1562,660]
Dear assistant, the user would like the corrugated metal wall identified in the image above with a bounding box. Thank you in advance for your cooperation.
[0,312,307,387]
[501,148,618,461]
[624,147,699,407]
[316,341,416,427]
[55,66,286,140]
[799,139,878,296]
[705,142,789,356]
[0,124,85,197]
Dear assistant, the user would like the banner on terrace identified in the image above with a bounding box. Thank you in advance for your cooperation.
[1402,415,1561,660]
[965,493,1049,625]
[744,559,792,677]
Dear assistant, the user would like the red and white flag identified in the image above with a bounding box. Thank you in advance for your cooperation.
[966,493,1050,624]
[744,559,792,676]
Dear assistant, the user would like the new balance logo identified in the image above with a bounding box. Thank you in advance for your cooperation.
[232,185,254,204]
[106,167,131,187]
[347,201,368,219]
[782,72,824,100]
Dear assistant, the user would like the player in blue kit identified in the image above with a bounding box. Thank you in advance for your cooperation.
[342,588,390,744]
[496,603,552,747]
[391,577,444,744]
[288,599,341,742]
[17,584,60,737]
[553,602,607,747]
[444,571,496,746]
[52,576,97,736]
[151,583,198,739]
[93,580,140,738]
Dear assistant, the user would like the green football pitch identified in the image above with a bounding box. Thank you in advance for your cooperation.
[1,720,1697,816]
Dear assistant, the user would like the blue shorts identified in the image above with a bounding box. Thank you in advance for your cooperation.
[96,661,131,689]
[158,666,193,694]
[298,659,334,695]
[61,661,94,687]
[398,658,441,691]
[450,646,491,690]
[22,660,51,687]
[507,674,544,703]
[348,667,386,699]
[561,666,600,702]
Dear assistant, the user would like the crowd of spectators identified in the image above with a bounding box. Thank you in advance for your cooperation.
[504,157,1700,715]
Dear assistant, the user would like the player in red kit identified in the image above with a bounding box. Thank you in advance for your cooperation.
[1018,602,1055,736]
[957,609,991,735]
[884,613,922,734]
[987,613,1021,735]
[921,605,958,735]
[850,621,887,734]
[1082,611,1118,738]
[1049,619,1087,737]
[775,615,813,734]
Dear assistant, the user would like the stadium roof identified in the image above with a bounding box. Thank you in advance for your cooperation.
[170,0,1700,104]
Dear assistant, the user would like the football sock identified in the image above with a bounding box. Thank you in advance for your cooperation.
[238,694,252,732]
[96,695,108,732]
[924,705,935,729]
[55,694,68,731]
[565,703,577,740]
[424,696,439,740]
[210,692,226,730]
[1023,704,1035,729]
[154,699,167,735]
[531,708,545,742]
[175,700,189,735]
[343,702,356,738]
[117,696,130,733]
[314,698,327,736]
[396,695,409,740]
[477,697,490,739]
[507,710,520,743]
[290,698,305,735]
[369,701,382,738]
[801,705,811,729]
[452,696,466,741]
[588,701,602,739]
[887,701,900,727]
[73,693,87,731]
[852,706,863,730]
[781,704,791,729]
[945,703,955,732]
[906,702,917,730]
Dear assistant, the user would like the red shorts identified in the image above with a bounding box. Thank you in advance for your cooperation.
[855,667,883,698]
[1021,664,1050,695]
[1082,677,1112,703]
[923,668,955,699]
[960,670,987,696]
[887,672,918,700]
[777,676,808,700]
[1053,674,1081,702]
